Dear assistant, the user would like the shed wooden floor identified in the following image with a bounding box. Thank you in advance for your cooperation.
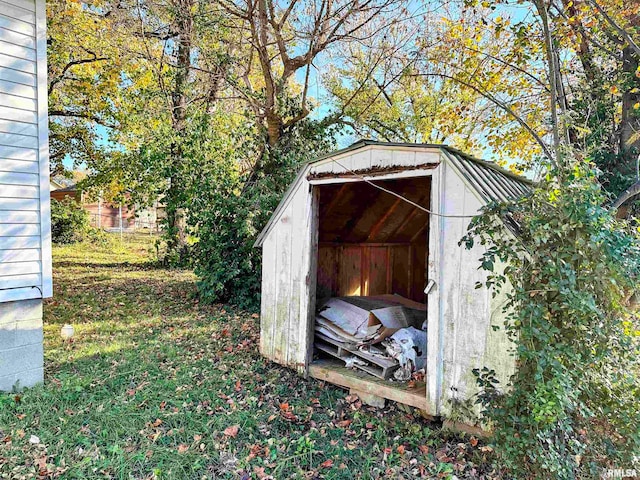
[309,359,430,412]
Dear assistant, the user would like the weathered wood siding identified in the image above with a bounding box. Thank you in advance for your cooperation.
[308,145,440,178]
[0,0,51,302]
[431,160,516,417]
[259,181,317,373]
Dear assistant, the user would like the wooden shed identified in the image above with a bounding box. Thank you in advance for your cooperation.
[255,141,530,419]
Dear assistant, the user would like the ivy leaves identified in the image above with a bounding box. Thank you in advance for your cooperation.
[463,158,640,478]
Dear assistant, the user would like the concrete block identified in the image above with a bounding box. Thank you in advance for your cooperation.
[0,299,42,325]
[15,317,43,347]
[0,299,43,392]
[0,367,43,391]
[0,343,43,374]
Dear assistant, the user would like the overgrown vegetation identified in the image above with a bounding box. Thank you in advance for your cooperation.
[463,159,640,478]
[50,198,92,244]
[0,236,495,479]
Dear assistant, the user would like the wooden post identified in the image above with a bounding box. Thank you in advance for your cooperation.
[97,191,102,229]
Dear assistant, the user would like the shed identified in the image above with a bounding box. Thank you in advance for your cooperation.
[0,0,52,390]
[255,140,531,419]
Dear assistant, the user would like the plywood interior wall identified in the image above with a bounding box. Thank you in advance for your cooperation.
[316,177,430,303]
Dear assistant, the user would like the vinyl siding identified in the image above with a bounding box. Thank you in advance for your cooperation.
[0,0,51,303]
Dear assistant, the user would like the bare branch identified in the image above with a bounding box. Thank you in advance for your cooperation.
[611,179,640,208]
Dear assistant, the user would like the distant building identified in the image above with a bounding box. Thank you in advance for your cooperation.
[49,180,164,232]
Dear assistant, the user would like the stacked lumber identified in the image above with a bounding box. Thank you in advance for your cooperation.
[314,295,426,380]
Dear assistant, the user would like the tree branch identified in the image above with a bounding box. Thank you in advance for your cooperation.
[611,180,640,208]
[48,56,109,95]
[49,109,117,128]
[411,72,555,164]
[587,0,640,57]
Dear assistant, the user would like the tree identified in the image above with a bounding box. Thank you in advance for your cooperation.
[325,5,550,167]
[218,0,403,147]
[47,0,134,173]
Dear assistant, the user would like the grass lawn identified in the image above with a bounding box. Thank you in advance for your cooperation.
[0,234,496,479]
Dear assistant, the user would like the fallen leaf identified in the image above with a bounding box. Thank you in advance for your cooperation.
[152,418,163,427]
[177,444,189,454]
[397,445,406,454]
[224,425,239,437]
[418,445,429,455]
[336,419,352,428]
[320,459,333,468]
[470,437,478,447]
[29,435,40,444]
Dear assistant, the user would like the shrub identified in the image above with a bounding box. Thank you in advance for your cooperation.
[186,119,336,310]
[462,158,640,478]
[50,197,91,244]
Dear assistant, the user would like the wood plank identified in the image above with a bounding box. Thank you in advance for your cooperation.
[0,40,35,61]
[0,272,40,289]
[316,333,399,369]
[0,92,36,111]
[303,186,321,376]
[0,65,35,86]
[259,230,278,360]
[0,260,39,275]
[0,197,38,210]
[339,246,362,296]
[360,245,369,296]
[273,201,293,364]
[309,360,430,412]
[0,184,38,198]
[0,145,36,160]
[0,13,34,36]
[0,248,39,262]
[0,223,39,236]
[0,52,35,74]
[0,210,38,223]
[0,105,36,123]
[286,184,306,368]
[0,79,35,98]
[1,0,35,13]
[0,119,37,136]
[0,2,35,24]
[0,26,34,48]
[0,235,39,249]
[316,246,337,298]
[368,246,388,296]
[365,198,401,241]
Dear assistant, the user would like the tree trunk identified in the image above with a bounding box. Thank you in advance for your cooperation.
[166,0,193,260]
[620,46,640,165]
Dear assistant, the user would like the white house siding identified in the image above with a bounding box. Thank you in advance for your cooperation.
[434,160,515,417]
[0,0,50,390]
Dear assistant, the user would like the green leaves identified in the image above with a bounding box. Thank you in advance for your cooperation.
[463,157,640,477]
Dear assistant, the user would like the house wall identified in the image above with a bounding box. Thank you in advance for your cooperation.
[432,160,516,418]
[0,0,50,390]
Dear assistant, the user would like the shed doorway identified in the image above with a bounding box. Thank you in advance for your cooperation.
[310,175,432,410]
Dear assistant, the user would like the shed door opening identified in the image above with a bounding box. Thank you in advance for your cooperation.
[309,175,431,410]
[315,176,430,303]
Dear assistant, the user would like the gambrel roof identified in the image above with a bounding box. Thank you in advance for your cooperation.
[255,140,532,247]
